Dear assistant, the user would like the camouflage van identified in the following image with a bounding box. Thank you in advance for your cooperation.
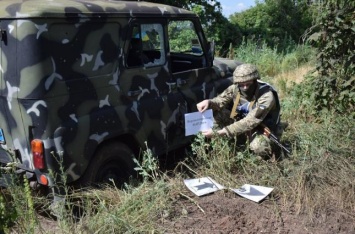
[0,0,239,190]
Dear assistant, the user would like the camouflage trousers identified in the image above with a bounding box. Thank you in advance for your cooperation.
[213,108,275,158]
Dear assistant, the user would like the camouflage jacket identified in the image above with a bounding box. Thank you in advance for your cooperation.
[209,81,280,136]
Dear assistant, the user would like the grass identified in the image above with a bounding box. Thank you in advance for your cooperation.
[70,181,171,233]
[273,65,314,99]
[233,38,315,77]
[1,41,354,233]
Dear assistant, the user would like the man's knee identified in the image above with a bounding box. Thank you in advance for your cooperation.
[249,134,272,157]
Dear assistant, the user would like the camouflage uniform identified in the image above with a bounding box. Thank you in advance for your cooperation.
[209,64,281,157]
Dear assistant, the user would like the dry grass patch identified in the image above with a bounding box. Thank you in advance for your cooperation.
[277,65,313,84]
[273,65,315,99]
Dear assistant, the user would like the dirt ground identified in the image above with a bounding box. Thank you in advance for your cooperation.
[35,187,354,234]
[158,190,355,234]
[12,149,355,233]
[39,152,355,234]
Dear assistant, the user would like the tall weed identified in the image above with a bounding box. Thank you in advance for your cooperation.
[234,38,315,77]
[65,180,171,233]
[185,107,354,220]
[2,174,39,233]
[280,113,354,217]
[55,145,169,233]
[133,142,161,181]
[0,164,18,233]
[187,133,240,186]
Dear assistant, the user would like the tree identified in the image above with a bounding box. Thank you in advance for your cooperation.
[305,0,355,114]
[230,0,314,48]
[192,5,242,56]
[145,0,242,56]
[145,0,224,35]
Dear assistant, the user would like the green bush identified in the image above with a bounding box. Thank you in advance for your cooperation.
[306,0,355,115]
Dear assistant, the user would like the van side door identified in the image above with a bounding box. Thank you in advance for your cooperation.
[168,19,224,115]
[120,20,188,155]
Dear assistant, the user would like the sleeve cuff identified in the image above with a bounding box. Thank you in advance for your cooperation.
[224,127,233,137]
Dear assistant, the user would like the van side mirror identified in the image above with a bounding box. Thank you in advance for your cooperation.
[207,41,215,67]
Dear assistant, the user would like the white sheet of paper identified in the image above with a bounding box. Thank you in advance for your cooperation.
[231,184,274,202]
[184,177,225,196]
[184,109,214,136]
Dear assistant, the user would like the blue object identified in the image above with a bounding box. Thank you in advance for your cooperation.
[0,128,5,144]
[237,102,249,114]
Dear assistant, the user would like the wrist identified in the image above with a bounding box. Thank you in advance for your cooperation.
[207,99,212,109]
[218,128,227,136]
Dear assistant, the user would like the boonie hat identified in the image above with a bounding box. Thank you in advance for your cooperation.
[233,64,260,83]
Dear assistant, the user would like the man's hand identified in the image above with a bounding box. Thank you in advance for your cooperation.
[217,128,228,136]
[201,129,214,138]
[201,128,228,138]
[196,100,209,113]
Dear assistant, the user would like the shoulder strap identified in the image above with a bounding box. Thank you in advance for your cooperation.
[229,91,241,119]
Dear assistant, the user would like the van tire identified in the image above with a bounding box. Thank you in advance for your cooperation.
[79,142,136,187]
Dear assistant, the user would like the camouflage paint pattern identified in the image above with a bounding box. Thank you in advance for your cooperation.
[0,0,235,186]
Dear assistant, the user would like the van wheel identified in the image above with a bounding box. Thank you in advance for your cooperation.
[80,142,136,187]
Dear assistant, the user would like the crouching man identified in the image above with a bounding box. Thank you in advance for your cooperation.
[196,64,282,158]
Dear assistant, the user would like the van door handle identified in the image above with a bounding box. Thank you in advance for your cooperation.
[166,82,177,91]
[127,89,142,97]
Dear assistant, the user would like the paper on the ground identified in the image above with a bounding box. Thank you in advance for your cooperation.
[184,177,225,196]
[184,109,214,136]
[231,184,274,202]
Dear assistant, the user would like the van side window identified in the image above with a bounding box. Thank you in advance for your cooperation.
[168,20,205,73]
[47,22,120,80]
[127,23,165,68]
